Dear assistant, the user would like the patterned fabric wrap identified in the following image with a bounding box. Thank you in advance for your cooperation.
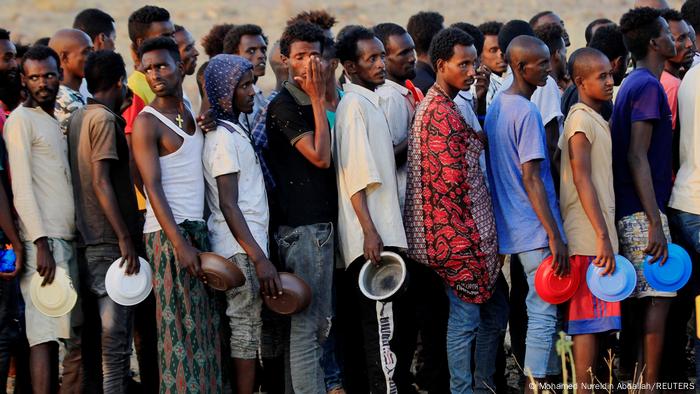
[204,54,253,125]
[617,211,674,298]
[404,83,500,304]
[144,220,222,393]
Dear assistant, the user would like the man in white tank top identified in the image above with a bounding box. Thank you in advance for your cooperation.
[131,37,221,393]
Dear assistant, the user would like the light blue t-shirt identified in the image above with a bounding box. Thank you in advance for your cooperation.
[484,92,565,255]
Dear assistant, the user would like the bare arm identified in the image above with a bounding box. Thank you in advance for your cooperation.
[628,120,667,264]
[92,159,140,275]
[350,189,383,264]
[522,160,569,275]
[393,137,408,167]
[569,133,615,275]
[0,181,23,280]
[293,56,331,169]
[131,114,203,279]
[125,134,144,195]
[216,173,281,296]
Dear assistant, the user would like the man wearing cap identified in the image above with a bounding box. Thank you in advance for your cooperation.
[67,50,143,394]
[4,45,79,394]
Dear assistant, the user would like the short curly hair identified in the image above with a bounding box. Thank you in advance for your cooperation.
[373,23,407,50]
[661,8,685,23]
[407,11,444,55]
[619,7,664,60]
[681,0,700,31]
[279,21,325,58]
[585,18,614,44]
[0,29,10,41]
[429,27,475,70]
[201,24,235,58]
[287,10,337,30]
[128,5,170,45]
[20,45,60,75]
[589,24,628,61]
[479,21,503,37]
[335,25,377,63]
[534,23,565,55]
[138,36,180,63]
[498,20,534,53]
[450,23,484,55]
[529,11,555,27]
[85,50,126,94]
[223,24,267,55]
[73,9,115,42]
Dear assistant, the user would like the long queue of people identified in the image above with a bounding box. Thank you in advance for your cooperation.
[0,1,700,393]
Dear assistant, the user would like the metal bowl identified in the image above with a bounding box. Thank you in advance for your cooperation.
[358,251,408,301]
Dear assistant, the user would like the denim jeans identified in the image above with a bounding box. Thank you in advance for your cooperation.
[669,208,700,388]
[83,244,135,394]
[446,286,481,394]
[277,222,334,394]
[474,273,509,393]
[518,248,561,378]
[320,267,343,391]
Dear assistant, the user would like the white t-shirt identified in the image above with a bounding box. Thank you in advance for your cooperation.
[376,79,415,211]
[670,65,700,215]
[203,119,269,258]
[334,82,408,267]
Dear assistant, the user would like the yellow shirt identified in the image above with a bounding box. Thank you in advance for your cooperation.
[558,103,618,256]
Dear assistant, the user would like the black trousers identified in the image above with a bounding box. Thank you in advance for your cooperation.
[340,252,449,394]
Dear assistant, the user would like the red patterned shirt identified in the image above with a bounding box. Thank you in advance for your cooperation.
[404,84,499,303]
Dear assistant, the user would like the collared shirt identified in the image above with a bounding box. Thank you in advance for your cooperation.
[55,84,86,135]
[334,82,407,266]
[376,79,416,211]
[4,105,75,242]
[251,90,279,190]
[468,71,506,111]
[670,65,700,215]
[265,81,337,227]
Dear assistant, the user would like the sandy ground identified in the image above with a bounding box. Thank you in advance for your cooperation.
[0,0,686,109]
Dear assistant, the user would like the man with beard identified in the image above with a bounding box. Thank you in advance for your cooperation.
[174,24,200,107]
[4,45,79,394]
[49,29,93,134]
[334,25,413,393]
[373,23,419,210]
[222,24,268,129]
[131,37,221,393]
[0,29,21,115]
[0,28,26,394]
[660,9,694,130]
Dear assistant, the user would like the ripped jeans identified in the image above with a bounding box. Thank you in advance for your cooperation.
[277,222,335,394]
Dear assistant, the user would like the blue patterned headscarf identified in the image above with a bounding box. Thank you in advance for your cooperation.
[204,54,254,124]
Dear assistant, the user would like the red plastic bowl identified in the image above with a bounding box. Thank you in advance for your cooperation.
[534,256,580,304]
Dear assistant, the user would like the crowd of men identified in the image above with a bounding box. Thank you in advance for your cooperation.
[0,0,699,393]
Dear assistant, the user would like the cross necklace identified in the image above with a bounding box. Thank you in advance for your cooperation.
[175,113,184,128]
